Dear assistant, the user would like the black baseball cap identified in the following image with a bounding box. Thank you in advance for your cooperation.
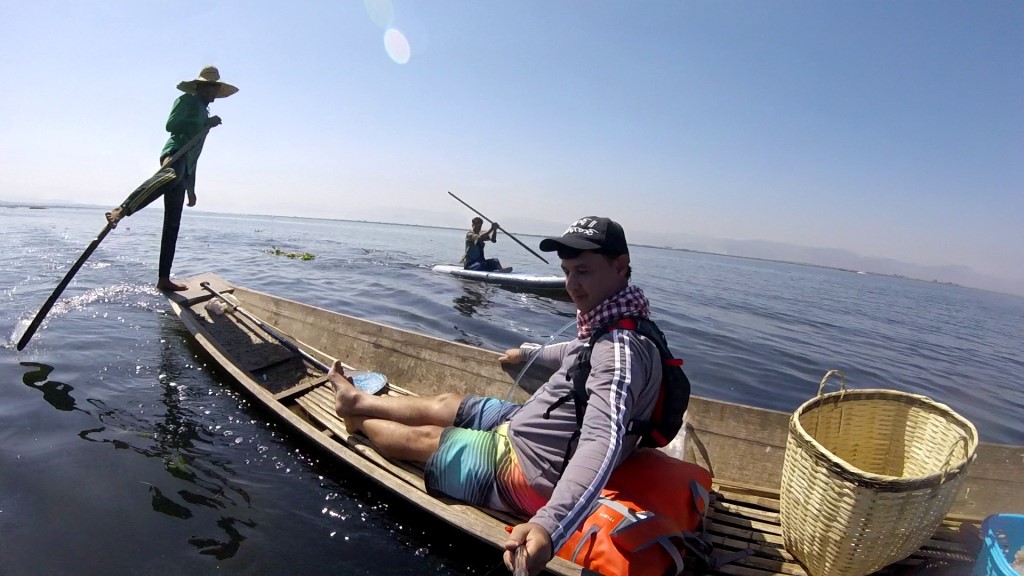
[539,216,629,257]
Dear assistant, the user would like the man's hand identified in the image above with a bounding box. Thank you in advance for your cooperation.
[502,523,552,576]
[207,115,222,128]
[498,348,523,364]
[187,190,197,207]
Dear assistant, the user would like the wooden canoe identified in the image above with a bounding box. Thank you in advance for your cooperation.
[166,273,1024,576]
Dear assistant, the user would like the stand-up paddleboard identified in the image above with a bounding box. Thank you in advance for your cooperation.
[432,265,566,292]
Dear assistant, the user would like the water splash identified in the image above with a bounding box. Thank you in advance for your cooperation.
[25,282,163,328]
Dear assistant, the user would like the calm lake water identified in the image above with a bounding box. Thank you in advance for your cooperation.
[2,206,1022,575]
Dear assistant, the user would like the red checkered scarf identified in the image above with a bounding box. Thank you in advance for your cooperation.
[577,285,650,339]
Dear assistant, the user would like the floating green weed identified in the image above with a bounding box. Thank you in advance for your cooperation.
[265,247,315,261]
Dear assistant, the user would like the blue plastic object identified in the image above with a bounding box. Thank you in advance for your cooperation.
[973,514,1024,576]
[348,370,388,395]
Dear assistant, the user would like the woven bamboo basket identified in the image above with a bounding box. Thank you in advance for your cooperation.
[779,370,978,576]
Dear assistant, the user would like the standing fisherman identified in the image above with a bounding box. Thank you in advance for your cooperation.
[106,66,238,291]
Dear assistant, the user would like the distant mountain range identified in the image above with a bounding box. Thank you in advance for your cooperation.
[627,230,1023,298]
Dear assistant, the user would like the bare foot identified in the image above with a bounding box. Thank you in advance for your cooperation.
[156,278,188,292]
[329,360,361,418]
[105,206,124,227]
[327,360,347,390]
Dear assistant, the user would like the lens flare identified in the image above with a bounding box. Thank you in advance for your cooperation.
[384,28,410,64]
[363,0,393,28]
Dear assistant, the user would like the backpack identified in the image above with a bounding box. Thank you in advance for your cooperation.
[547,317,691,472]
[554,449,714,576]
[547,324,751,574]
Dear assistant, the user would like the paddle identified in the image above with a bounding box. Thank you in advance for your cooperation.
[447,191,549,265]
[199,282,387,394]
[16,131,210,351]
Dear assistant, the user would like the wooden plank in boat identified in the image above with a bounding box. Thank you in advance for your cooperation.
[949,441,1024,520]
[164,272,233,306]
[677,397,789,493]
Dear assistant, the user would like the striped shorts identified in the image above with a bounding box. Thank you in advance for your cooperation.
[423,396,547,516]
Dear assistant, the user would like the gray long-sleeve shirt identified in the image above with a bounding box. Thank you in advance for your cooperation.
[507,327,661,551]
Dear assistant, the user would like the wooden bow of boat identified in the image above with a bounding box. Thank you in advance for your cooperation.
[167,273,1024,576]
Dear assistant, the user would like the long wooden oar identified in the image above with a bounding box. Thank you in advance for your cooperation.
[17,130,210,351]
[447,191,549,265]
[16,224,114,351]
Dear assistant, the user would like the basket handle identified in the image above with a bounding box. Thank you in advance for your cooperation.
[939,435,970,483]
[809,370,847,437]
[815,370,847,398]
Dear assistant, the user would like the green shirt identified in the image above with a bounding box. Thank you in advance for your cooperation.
[461,231,485,265]
[160,93,208,176]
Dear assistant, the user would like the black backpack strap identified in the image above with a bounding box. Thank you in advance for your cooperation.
[623,319,659,434]
[626,318,691,447]
[551,326,609,478]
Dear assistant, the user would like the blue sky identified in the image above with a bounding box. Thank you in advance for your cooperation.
[1,1,1022,290]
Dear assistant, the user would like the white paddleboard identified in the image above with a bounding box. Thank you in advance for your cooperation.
[432,265,566,291]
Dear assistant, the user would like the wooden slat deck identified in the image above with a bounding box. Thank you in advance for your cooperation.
[698,488,976,575]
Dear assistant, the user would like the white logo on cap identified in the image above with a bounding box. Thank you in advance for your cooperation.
[563,218,600,236]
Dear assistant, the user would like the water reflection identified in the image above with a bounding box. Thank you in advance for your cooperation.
[452,282,490,317]
[150,320,255,558]
[20,361,77,411]
[150,486,193,519]
[71,319,256,560]
[190,516,258,560]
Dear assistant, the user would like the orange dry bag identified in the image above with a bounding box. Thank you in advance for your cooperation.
[555,449,713,576]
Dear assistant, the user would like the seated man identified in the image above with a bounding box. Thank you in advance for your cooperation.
[332,216,662,575]
[461,216,513,272]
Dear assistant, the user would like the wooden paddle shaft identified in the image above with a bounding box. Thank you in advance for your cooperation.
[16,129,213,351]
[16,225,113,350]
[447,191,550,265]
